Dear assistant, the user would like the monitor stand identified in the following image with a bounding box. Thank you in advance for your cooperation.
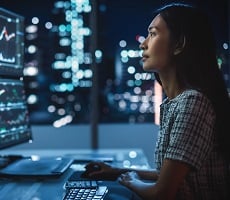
[0,155,73,179]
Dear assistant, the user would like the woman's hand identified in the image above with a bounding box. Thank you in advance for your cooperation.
[118,171,154,200]
[82,161,120,180]
[118,171,141,188]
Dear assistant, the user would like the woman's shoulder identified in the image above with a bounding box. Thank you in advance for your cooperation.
[177,89,213,109]
[179,89,208,101]
[162,89,212,108]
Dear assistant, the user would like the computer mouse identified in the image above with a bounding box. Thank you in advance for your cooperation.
[81,164,101,178]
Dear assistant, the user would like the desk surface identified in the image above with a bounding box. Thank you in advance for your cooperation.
[0,149,150,200]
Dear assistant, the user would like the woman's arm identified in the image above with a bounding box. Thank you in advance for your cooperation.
[83,161,159,181]
[118,167,159,181]
[119,159,191,200]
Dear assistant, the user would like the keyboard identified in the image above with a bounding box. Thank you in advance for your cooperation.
[63,171,108,200]
[63,186,108,200]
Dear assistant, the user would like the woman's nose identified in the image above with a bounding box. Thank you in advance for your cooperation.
[139,43,145,50]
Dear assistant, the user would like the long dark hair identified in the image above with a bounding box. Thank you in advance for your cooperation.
[155,3,230,158]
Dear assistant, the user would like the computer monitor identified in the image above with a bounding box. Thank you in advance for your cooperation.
[0,78,32,149]
[0,8,32,149]
[0,8,24,77]
[0,8,73,178]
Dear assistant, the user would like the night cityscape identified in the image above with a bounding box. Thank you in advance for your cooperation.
[1,0,229,127]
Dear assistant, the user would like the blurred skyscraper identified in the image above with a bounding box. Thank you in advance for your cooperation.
[19,0,229,126]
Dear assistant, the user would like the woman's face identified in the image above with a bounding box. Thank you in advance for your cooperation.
[140,14,172,72]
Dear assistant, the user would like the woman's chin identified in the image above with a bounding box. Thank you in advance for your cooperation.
[143,65,155,72]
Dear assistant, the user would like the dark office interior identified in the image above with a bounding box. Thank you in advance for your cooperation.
[0,0,229,199]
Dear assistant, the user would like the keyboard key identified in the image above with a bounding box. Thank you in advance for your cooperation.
[63,186,108,200]
[65,180,98,189]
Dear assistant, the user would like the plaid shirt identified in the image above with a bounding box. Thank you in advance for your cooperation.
[155,89,230,200]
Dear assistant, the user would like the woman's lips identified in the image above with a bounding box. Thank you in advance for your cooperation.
[142,55,148,62]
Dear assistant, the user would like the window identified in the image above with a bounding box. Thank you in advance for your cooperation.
[1,0,229,126]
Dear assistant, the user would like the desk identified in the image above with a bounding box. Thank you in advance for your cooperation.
[0,149,150,200]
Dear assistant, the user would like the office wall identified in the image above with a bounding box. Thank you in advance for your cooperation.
[98,124,158,168]
[7,123,159,168]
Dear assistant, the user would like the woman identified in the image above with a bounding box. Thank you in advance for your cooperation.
[84,3,230,199]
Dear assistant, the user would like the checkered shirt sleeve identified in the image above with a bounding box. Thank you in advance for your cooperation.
[155,90,215,170]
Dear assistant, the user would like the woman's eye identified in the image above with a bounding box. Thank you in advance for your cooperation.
[149,32,156,37]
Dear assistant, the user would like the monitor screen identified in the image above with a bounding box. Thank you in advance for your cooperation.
[0,8,24,77]
[0,8,32,149]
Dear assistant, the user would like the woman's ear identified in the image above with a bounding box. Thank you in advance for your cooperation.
[174,36,186,55]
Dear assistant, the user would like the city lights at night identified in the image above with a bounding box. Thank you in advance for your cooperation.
[1,0,229,126]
